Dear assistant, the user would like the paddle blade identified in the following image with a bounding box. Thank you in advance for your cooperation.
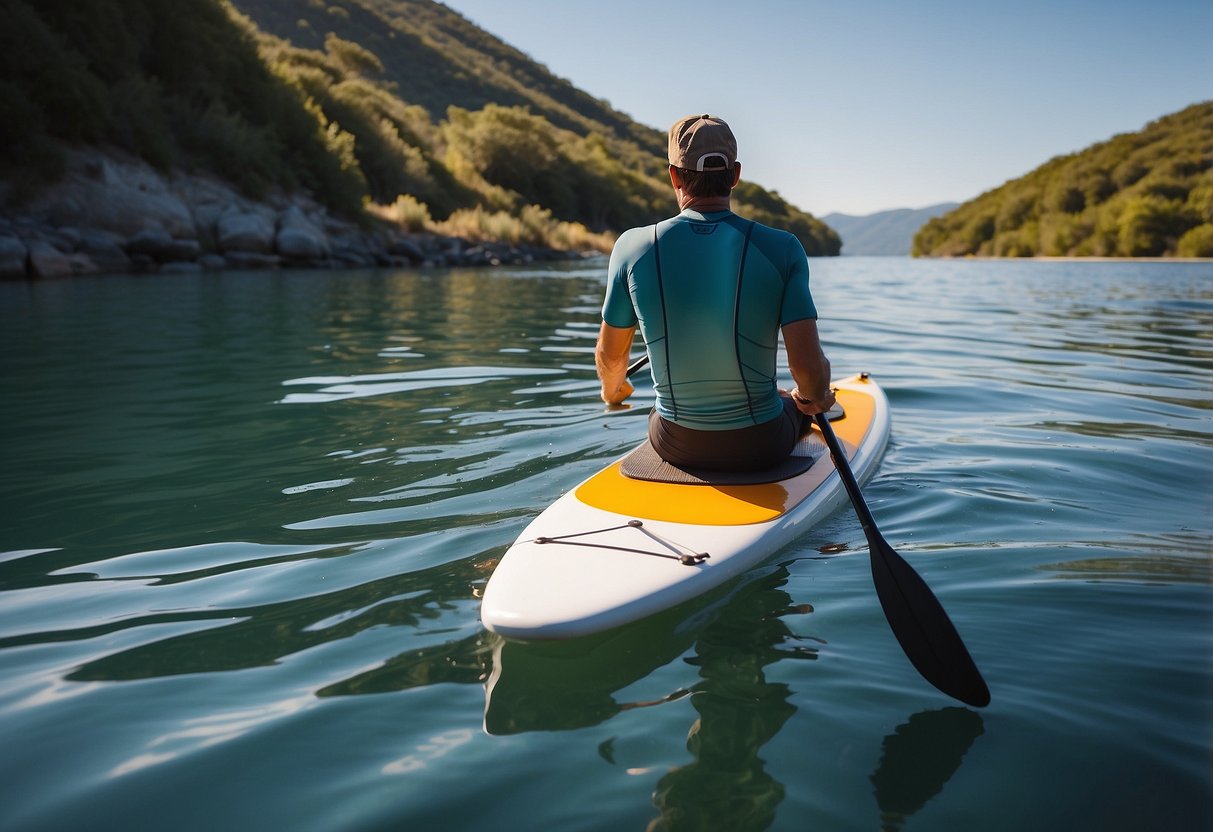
[868,532,991,708]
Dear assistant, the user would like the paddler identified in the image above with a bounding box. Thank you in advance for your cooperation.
[595,114,836,471]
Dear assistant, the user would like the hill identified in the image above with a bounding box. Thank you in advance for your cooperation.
[1,0,839,264]
[824,204,958,256]
[913,103,1213,258]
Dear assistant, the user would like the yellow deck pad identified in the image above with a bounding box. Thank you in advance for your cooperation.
[576,380,877,525]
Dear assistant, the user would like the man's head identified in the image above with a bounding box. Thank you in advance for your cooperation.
[667,114,740,199]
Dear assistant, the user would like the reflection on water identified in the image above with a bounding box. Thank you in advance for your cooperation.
[646,570,812,831]
[1043,551,1213,585]
[483,566,987,832]
[482,581,733,735]
[871,708,984,830]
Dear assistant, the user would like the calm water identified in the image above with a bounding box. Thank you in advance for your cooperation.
[1,257,1210,831]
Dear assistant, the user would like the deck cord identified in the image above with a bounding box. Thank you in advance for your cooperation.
[531,520,710,566]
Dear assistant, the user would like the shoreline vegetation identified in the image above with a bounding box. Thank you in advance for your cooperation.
[1,2,1207,278]
[913,102,1213,259]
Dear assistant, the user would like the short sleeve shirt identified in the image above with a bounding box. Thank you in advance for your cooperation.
[602,209,816,430]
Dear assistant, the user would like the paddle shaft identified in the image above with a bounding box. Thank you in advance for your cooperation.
[813,413,880,536]
[627,354,650,377]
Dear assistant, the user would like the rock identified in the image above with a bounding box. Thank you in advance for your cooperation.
[27,153,195,239]
[175,174,243,250]
[0,235,28,278]
[126,227,201,263]
[224,251,281,269]
[78,229,132,274]
[167,238,201,261]
[66,252,101,276]
[217,208,275,253]
[276,206,329,260]
[51,226,82,250]
[329,230,378,267]
[3,148,598,280]
[387,237,425,262]
[27,241,73,278]
[126,226,174,257]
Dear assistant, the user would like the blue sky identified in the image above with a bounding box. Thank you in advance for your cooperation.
[441,0,1212,217]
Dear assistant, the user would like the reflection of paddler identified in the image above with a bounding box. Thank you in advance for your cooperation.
[871,708,985,830]
[647,569,817,831]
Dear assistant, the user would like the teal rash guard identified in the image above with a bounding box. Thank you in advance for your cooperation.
[602,209,817,431]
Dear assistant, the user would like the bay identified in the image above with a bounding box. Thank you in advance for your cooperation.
[0,257,1210,831]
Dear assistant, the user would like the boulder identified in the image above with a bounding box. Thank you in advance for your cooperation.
[275,206,329,260]
[216,208,275,253]
[0,235,28,278]
[27,154,195,239]
[66,252,102,276]
[125,226,175,258]
[78,229,132,274]
[27,241,73,278]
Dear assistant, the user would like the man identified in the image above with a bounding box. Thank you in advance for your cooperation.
[595,114,835,472]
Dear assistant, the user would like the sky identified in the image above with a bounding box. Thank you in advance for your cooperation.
[440,0,1212,217]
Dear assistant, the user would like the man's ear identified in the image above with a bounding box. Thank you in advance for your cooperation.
[669,165,683,189]
[730,162,742,189]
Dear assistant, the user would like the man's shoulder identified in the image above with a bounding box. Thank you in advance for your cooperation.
[612,224,656,255]
[734,215,806,258]
[735,214,797,241]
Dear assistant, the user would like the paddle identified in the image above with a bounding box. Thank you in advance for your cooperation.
[814,412,990,707]
[626,353,989,705]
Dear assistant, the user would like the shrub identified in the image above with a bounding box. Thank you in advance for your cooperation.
[370,194,433,231]
[1117,196,1189,256]
[1176,224,1213,257]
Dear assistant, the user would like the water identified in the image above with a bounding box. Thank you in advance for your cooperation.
[1,258,1210,831]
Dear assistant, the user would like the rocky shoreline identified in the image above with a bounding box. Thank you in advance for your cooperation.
[0,149,588,280]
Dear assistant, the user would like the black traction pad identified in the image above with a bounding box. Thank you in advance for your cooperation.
[618,402,843,486]
[619,436,825,485]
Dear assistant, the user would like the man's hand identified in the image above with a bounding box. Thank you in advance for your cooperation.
[790,385,836,415]
[783,319,834,415]
[602,379,635,406]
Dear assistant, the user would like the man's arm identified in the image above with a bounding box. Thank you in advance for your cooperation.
[595,322,637,405]
[782,318,836,415]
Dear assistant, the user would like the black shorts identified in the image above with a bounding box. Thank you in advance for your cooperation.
[647,394,806,472]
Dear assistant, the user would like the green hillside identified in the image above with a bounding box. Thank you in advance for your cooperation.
[1,0,361,207]
[1,0,839,255]
[913,102,1213,258]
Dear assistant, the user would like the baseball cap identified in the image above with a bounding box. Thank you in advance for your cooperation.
[667,114,738,172]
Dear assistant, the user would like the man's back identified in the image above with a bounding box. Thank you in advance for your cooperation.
[603,209,815,430]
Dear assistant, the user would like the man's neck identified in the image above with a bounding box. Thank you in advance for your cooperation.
[678,194,732,213]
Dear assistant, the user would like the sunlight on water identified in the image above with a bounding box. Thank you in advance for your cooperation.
[0,260,1210,831]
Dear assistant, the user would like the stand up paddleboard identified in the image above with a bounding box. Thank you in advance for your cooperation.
[481,373,890,640]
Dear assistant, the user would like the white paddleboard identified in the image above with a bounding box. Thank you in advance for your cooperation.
[481,374,890,639]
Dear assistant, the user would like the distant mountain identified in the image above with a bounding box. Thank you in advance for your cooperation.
[824,204,958,256]
[914,102,1213,258]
